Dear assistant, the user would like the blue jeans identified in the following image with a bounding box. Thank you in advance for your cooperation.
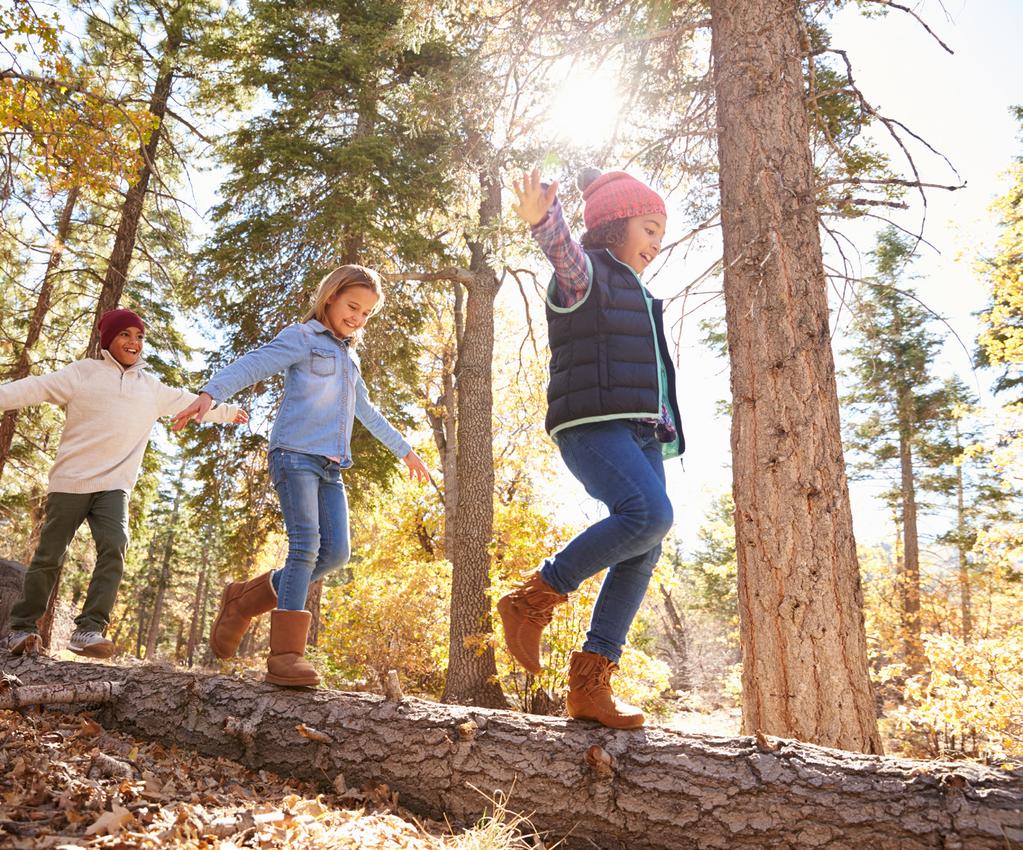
[540,421,673,663]
[267,449,351,611]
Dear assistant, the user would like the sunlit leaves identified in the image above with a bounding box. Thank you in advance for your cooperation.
[0,1,154,198]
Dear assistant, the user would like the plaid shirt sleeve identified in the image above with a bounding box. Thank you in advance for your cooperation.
[530,196,590,308]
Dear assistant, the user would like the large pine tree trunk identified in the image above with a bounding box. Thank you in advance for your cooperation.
[710,0,882,753]
[442,272,505,708]
[441,164,506,709]
[0,185,80,479]
[85,27,180,358]
[5,656,1022,850]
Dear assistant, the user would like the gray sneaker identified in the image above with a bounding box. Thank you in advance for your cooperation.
[68,630,115,659]
[3,630,41,656]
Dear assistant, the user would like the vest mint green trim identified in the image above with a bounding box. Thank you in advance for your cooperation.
[550,410,662,440]
[545,254,594,313]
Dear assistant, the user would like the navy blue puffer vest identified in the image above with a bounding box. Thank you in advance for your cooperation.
[545,249,684,457]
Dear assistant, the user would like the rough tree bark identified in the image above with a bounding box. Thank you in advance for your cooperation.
[4,656,1022,850]
[710,0,882,752]
[305,579,323,646]
[440,161,507,709]
[425,311,461,561]
[0,185,80,479]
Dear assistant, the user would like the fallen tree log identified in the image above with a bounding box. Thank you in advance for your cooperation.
[3,654,1022,850]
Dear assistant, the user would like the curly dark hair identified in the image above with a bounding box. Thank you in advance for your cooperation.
[580,218,629,251]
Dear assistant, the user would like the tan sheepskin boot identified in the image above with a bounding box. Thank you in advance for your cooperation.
[566,650,644,730]
[209,570,277,659]
[265,609,320,687]
[496,571,568,674]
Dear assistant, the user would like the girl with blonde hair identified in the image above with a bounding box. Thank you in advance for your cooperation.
[173,264,429,686]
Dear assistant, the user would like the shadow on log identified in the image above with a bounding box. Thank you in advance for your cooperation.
[3,654,1022,850]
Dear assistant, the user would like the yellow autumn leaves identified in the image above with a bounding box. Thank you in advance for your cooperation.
[0,1,155,196]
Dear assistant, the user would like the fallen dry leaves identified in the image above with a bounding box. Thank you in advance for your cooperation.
[0,708,537,849]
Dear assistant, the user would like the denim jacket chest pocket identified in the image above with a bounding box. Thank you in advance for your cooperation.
[310,347,337,376]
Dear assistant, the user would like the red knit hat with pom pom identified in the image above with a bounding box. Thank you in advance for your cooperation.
[581,170,666,231]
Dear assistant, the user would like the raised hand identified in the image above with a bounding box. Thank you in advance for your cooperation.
[511,167,558,226]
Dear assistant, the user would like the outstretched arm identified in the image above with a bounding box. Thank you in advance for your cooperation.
[203,324,307,404]
[0,363,80,412]
[512,168,590,308]
[352,373,429,483]
[171,325,306,429]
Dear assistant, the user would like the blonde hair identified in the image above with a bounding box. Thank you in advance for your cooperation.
[304,264,384,346]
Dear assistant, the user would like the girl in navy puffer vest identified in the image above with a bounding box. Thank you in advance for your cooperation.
[498,168,684,729]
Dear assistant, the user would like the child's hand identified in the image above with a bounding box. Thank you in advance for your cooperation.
[512,167,558,226]
[234,409,249,425]
[403,450,431,485]
[171,392,214,431]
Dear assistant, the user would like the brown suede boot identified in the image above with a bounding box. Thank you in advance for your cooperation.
[209,571,277,659]
[265,609,320,687]
[497,571,568,675]
[566,650,644,729]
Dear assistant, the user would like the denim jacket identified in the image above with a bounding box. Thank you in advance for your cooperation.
[202,320,411,467]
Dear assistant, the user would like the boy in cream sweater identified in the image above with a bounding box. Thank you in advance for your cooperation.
[0,309,246,658]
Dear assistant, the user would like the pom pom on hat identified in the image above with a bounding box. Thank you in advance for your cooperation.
[576,167,603,193]
[578,168,666,232]
[98,308,145,351]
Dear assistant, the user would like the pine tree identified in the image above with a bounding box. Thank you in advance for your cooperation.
[843,227,945,672]
[710,0,882,753]
[916,377,1019,643]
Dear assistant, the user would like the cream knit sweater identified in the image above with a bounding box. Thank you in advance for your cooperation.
[0,351,241,494]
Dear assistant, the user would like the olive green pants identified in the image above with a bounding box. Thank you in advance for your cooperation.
[10,490,129,634]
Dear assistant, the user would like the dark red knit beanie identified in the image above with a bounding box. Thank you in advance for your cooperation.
[581,170,666,231]
[98,308,145,351]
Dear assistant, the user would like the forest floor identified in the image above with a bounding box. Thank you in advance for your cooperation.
[0,706,544,850]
